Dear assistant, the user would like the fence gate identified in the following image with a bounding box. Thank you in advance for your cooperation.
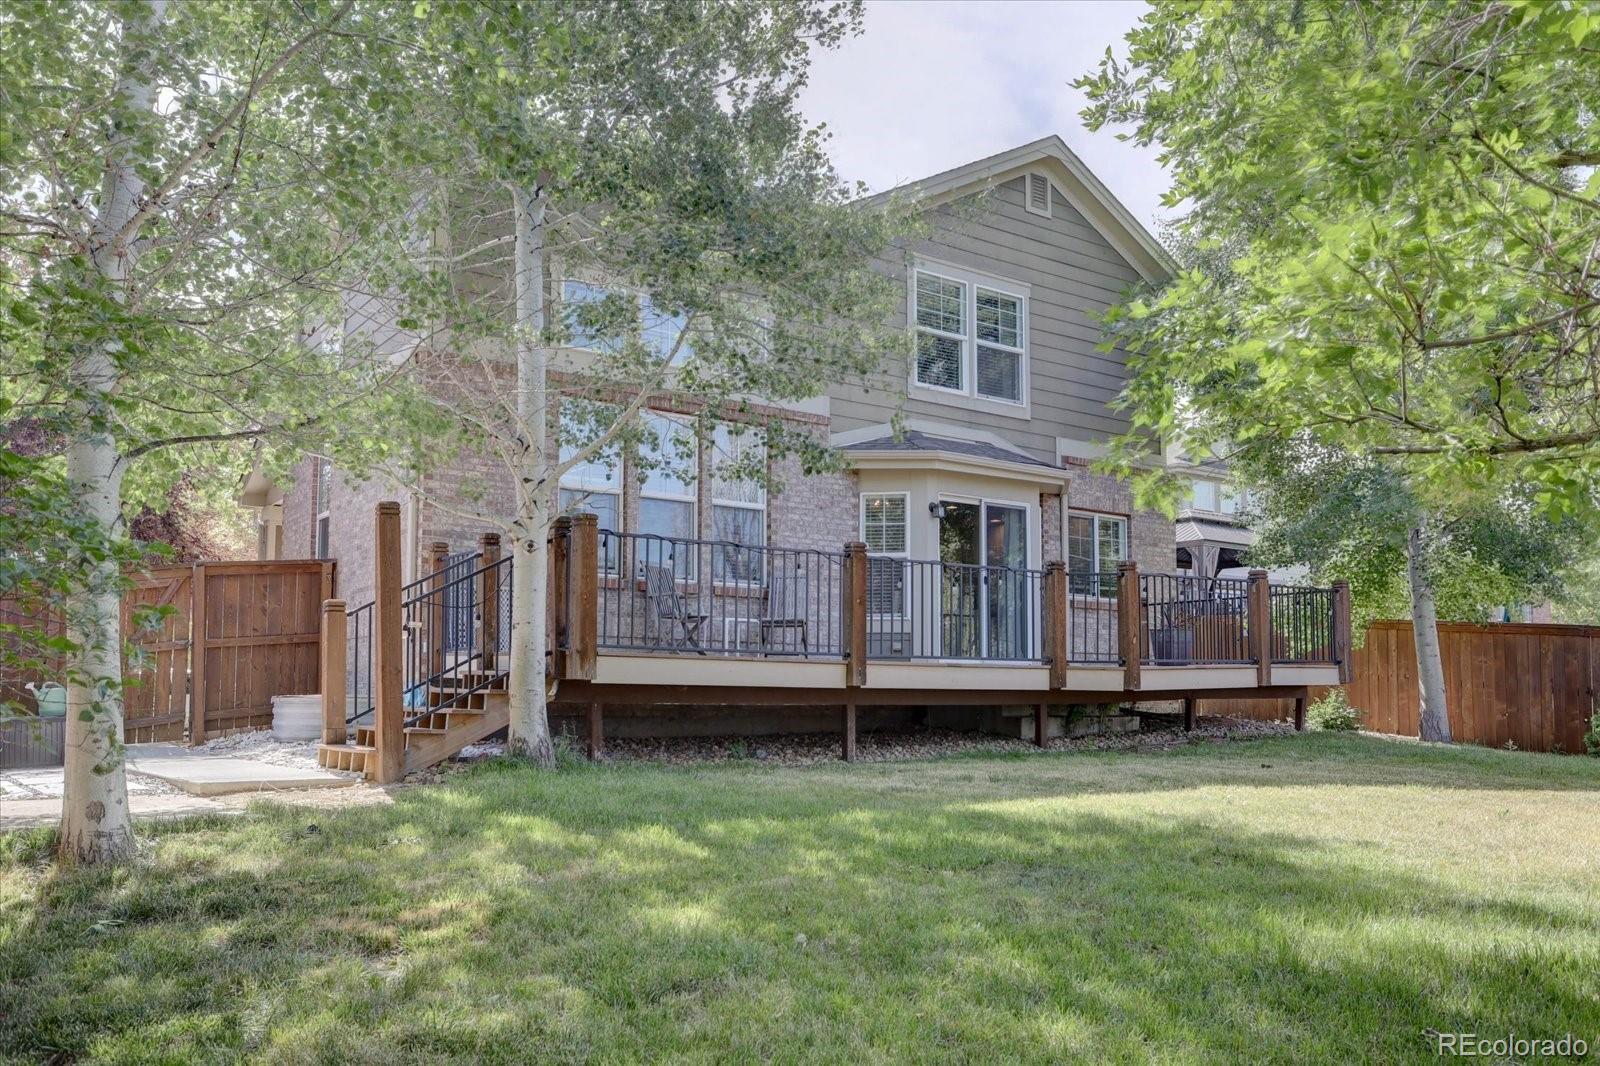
[123,566,194,742]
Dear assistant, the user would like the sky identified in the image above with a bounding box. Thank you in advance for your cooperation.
[798,0,1171,235]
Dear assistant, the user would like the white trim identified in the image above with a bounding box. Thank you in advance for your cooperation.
[908,259,1030,413]
[848,450,1069,489]
[834,419,1029,452]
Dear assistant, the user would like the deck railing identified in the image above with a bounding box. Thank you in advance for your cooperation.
[1270,584,1336,664]
[863,558,1043,662]
[596,530,848,658]
[1139,572,1253,665]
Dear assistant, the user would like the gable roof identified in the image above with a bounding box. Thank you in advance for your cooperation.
[868,135,1175,284]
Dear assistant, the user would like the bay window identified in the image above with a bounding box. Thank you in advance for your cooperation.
[861,492,908,615]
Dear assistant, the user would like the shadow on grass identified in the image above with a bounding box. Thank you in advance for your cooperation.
[2,736,1598,1062]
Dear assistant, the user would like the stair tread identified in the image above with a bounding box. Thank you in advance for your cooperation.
[319,742,375,753]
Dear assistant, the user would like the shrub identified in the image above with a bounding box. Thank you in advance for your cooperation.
[1308,689,1362,732]
[1584,704,1600,757]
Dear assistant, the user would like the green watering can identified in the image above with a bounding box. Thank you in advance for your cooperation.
[24,682,66,718]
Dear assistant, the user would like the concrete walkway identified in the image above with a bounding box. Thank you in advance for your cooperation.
[1,742,355,831]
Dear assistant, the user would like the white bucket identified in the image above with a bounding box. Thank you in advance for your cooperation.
[271,694,323,741]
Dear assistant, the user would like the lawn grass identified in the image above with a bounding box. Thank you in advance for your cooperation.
[3,733,1600,1063]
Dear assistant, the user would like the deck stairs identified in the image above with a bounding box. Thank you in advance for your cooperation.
[317,664,546,779]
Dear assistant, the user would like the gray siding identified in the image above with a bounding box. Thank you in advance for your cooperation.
[828,175,1144,462]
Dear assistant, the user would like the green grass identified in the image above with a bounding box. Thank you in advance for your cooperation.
[4,734,1600,1063]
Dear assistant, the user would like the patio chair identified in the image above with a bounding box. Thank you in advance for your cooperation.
[759,563,809,657]
[642,562,707,652]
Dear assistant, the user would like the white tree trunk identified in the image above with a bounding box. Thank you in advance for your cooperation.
[59,0,166,864]
[1407,522,1452,744]
[505,183,555,765]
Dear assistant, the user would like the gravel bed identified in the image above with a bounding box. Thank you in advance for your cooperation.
[191,730,360,778]
[440,715,1296,769]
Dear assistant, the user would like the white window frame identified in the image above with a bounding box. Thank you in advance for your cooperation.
[860,492,909,618]
[909,259,1030,412]
[560,278,693,366]
[709,423,767,586]
[557,402,624,575]
[312,457,332,559]
[637,411,699,578]
[1067,510,1128,598]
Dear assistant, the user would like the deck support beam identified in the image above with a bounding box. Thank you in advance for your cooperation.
[1294,694,1307,732]
[1034,703,1048,747]
[841,702,857,761]
[1183,697,1196,732]
[586,701,604,760]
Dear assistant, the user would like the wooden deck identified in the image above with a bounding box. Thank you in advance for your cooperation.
[321,507,1351,780]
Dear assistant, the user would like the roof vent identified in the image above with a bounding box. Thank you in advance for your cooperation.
[1025,172,1052,218]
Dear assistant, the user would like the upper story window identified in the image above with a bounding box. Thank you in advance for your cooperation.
[1186,478,1243,516]
[312,457,333,559]
[562,280,692,365]
[637,412,698,577]
[912,265,1027,405]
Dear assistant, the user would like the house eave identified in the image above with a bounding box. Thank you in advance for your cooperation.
[846,449,1070,488]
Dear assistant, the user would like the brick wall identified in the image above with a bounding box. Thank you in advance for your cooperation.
[1066,465,1176,575]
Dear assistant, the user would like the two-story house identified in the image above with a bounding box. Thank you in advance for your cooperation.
[242,135,1351,773]
[255,136,1177,603]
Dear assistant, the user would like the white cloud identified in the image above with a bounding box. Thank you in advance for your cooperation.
[799,0,1171,235]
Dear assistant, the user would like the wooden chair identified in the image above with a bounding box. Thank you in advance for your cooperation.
[760,563,809,657]
[643,562,706,651]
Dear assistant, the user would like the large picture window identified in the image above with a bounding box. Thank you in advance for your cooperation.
[638,412,698,577]
[912,265,1028,405]
[562,280,692,366]
[710,424,765,584]
[1067,512,1127,597]
[557,401,622,574]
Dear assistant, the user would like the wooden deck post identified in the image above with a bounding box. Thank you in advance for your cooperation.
[570,513,599,680]
[320,599,347,745]
[1249,568,1272,687]
[479,532,501,673]
[1293,693,1307,732]
[1183,696,1196,732]
[843,542,868,687]
[374,502,405,784]
[550,517,571,676]
[1117,561,1140,692]
[1034,703,1049,747]
[1331,580,1353,684]
[586,701,603,760]
[842,701,857,761]
[1044,561,1068,690]
[428,541,449,680]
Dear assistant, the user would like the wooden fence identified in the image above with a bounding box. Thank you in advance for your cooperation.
[1203,620,1600,754]
[1,560,333,758]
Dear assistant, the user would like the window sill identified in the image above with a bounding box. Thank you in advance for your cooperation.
[907,381,1031,421]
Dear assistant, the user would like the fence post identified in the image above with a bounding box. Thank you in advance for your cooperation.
[550,517,571,676]
[321,599,347,745]
[1332,580,1353,684]
[1249,569,1272,687]
[1044,561,1068,690]
[1117,561,1140,692]
[374,502,404,784]
[188,562,208,745]
[843,542,867,687]
[428,541,449,680]
[479,532,501,674]
[570,513,598,680]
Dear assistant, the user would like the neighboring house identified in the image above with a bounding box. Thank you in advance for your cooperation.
[245,137,1179,612]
